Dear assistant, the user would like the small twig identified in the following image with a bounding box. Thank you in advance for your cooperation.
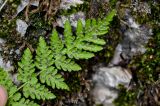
[0,0,8,12]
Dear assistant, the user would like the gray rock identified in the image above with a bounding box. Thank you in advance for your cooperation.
[0,55,14,71]
[0,0,2,5]
[110,17,152,66]
[16,0,39,15]
[16,19,28,37]
[91,66,132,106]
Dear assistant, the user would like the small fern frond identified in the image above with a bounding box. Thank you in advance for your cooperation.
[50,30,81,71]
[0,9,116,105]
[40,67,69,90]
[18,48,36,83]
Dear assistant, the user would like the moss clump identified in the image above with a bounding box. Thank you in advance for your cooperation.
[0,0,20,38]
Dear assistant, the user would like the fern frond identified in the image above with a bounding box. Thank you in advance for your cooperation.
[17,48,36,83]
[50,30,81,71]
[40,67,69,90]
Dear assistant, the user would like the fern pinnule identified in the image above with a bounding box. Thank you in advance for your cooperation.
[76,19,84,38]
[18,48,36,83]
[54,55,81,71]
[39,67,69,90]
[64,20,75,49]
[23,82,55,100]
[10,98,39,106]
[35,37,54,71]
[50,30,64,55]
[9,93,39,106]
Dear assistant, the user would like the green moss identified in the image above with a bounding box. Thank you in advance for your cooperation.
[0,0,20,38]
[114,85,137,106]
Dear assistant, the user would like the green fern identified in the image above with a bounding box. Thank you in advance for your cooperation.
[0,9,116,106]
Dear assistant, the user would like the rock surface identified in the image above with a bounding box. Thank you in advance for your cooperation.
[91,66,132,106]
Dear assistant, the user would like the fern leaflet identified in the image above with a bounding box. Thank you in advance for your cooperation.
[35,37,69,90]
[50,30,81,71]
[18,48,55,100]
